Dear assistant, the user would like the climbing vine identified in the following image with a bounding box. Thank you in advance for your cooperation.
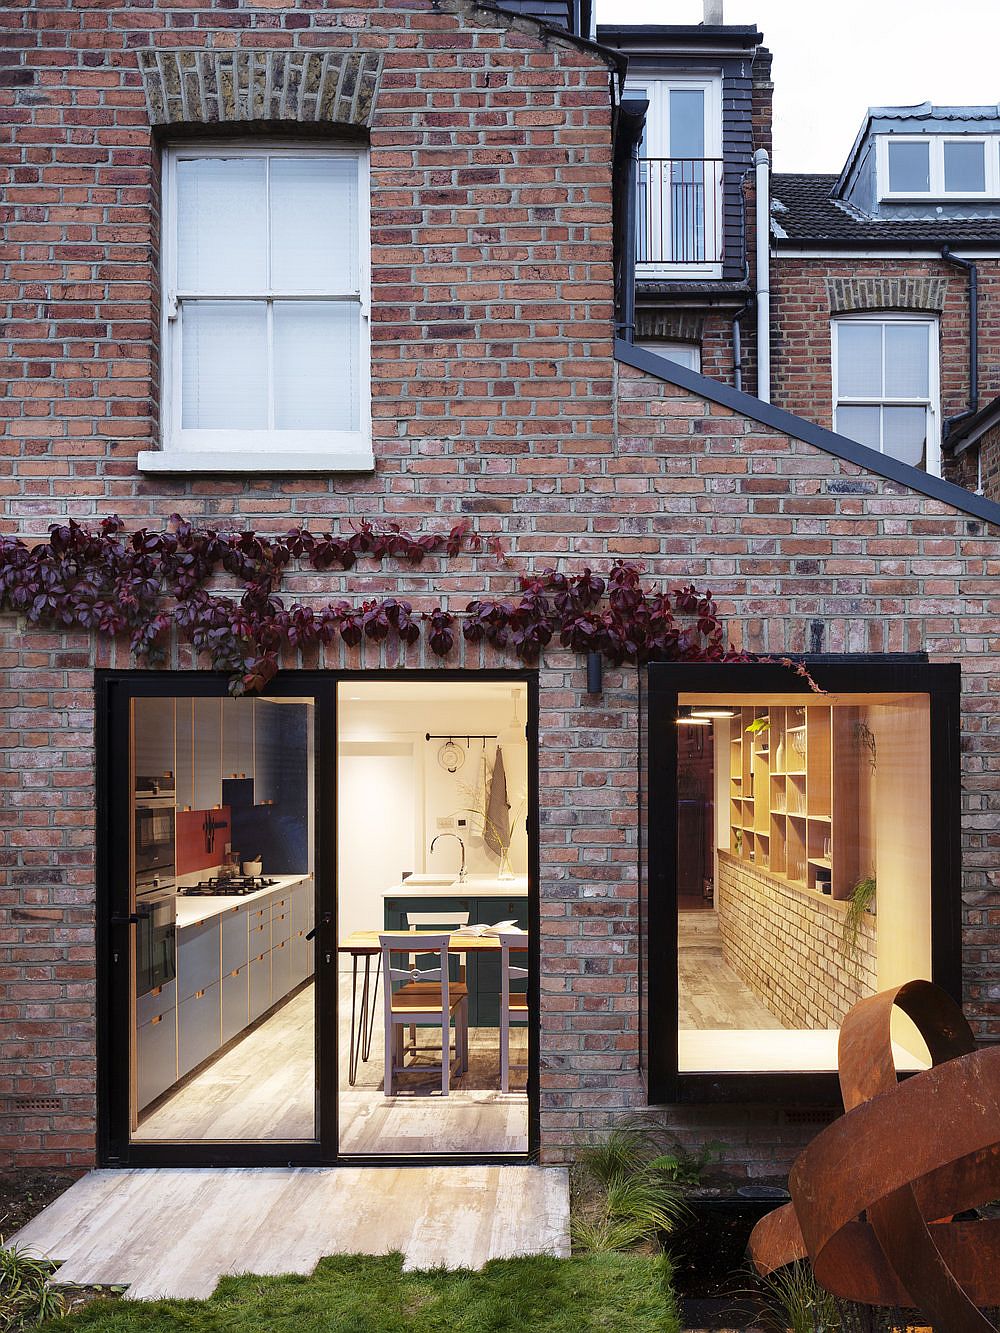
[0,515,750,695]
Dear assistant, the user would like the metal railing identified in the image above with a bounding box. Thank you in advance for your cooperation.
[635,157,724,268]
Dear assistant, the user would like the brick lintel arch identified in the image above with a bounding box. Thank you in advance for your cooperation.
[825,276,947,316]
[137,49,384,130]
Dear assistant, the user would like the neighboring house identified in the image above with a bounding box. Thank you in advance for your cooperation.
[3,0,1000,1189]
[770,106,1000,497]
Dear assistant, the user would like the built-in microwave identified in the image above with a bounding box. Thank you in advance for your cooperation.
[135,796,175,881]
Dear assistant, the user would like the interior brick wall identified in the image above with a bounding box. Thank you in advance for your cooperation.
[2,0,1000,1184]
[717,852,875,1029]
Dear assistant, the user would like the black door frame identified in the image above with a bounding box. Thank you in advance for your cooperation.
[96,668,540,1167]
[643,656,963,1107]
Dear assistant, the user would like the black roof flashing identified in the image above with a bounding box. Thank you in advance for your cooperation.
[614,338,1000,529]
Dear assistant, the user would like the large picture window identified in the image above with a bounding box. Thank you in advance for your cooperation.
[147,144,372,474]
[641,661,962,1103]
[832,316,940,475]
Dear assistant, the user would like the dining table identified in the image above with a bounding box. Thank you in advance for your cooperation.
[338,929,528,1086]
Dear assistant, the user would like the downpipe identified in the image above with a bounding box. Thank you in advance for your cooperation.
[754,149,771,403]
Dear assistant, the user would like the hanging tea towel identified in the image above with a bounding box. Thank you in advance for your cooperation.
[484,744,511,858]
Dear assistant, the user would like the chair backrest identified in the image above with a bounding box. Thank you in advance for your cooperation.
[379,932,452,1005]
[405,911,470,930]
[499,930,528,1005]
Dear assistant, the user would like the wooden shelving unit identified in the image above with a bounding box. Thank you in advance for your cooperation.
[727,703,858,899]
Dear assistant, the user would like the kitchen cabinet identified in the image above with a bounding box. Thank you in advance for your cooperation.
[383,893,529,1027]
[221,904,249,974]
[133,697,175,785]
[193,697,223,811]
[176,917,220,1003]
[136,978,175,1028]
[137,1010,176,1110]
[175,698,194,811]
[221,964,249,1045]
[253,699,280,805]
[271,897,290,946]
[222,697,254,780]
[249,949,271,1022]
[271,937,291,1000]
[178,982,221,1078]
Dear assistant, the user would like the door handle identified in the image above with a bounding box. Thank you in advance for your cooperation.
[305,912,331,942]
[110,913,140,926]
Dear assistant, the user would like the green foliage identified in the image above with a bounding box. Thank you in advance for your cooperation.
[648,1139,726,1186]
[745,717,771,735]
[840,876,877,981]
[37,1252,681,1333]
[0,1242,63,1332]
[572,1123,688,1257]
[758,1261,840,1333]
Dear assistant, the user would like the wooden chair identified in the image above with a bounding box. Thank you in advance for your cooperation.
[380,933,469,1096]
[404,910,469,1058]
[499,931,529,1093]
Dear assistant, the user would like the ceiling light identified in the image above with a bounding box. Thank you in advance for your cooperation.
[690,707,737,719]
[676,709,711,727]
[498,690,526,746]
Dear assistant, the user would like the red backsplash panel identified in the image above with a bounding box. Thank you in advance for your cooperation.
[176,806,231,876]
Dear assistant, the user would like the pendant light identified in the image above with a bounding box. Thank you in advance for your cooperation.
[498,690,526,746]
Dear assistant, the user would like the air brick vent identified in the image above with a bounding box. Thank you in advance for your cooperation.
[12,1097,63,1113]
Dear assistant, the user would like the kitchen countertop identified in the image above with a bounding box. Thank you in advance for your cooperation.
[175,873,310,928]
[383,875,529,899]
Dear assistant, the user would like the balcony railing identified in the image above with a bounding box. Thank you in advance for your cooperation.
[635,157,724,270]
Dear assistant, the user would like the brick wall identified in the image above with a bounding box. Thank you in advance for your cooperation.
[2,0,1000,1182]
[770,255,1000,494]
[717,852,875,1029]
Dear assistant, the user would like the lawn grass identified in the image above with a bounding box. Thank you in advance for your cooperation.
[39,1251,681,1332]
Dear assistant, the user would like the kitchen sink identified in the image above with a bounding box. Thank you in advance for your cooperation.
[401,874,458,887]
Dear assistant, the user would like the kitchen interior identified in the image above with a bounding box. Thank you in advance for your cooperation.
[675,692,934,1075]
[128,679,530,1157]
[337,680,529,1156]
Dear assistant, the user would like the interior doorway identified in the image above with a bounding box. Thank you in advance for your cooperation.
[336,679,533,1157]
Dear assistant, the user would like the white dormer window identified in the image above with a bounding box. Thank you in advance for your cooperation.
[878,134,998,200]
[142,143,372,475]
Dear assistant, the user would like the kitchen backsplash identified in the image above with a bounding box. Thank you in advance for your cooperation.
[175,806,231,876]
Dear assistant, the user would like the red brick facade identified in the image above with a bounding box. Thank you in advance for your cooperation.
[2,0,1000,1179]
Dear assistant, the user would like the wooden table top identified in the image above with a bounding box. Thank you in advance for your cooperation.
[339,929,528,955]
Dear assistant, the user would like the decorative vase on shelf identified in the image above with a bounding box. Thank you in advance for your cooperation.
[775,736,785,772]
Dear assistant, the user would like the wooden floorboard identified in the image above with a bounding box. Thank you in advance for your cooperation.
[10,1166,570,1300]
[133,978,528,1155]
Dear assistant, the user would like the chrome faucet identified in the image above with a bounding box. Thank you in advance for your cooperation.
[430,832,467,883]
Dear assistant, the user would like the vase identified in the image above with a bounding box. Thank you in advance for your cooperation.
[497,847,515,880]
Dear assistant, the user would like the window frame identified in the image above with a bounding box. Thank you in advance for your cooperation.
[625,71,724,280]
[877,133,1000,201]
[830,313,941,476]
[641,659,963,1106]
[152,141,372,474]
[634,340,702,372]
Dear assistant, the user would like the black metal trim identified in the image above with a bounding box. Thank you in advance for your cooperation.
[643,658,964,1105]
[96,667,540,1169]
[614,336,1000,529]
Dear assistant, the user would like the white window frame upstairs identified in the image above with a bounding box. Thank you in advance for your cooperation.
[626,73,724,280]
[831,313,941,476]
[144,142,372,475]
[635,340,702,372]
[877,133,1000,202]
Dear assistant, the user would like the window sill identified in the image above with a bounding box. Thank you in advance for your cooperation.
[137,449,376,476]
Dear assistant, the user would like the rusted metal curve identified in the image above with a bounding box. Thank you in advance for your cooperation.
[749,981,1000,1330]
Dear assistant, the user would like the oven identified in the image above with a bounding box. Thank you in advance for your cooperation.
[135,887,177,997]
[135,796,174,880]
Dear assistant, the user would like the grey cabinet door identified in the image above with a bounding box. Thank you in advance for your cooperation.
[137,1012,177,1111]
[193,697,223,811]
[177,982,221,1079]
[271,901,290,946]
[176,917,221,1002]
[249,950,271,1022]
[221,905,249,974]
[248,916,270,960]
[136,978,176,1028]
[221,964,249,1045]
[133,697,175,785]
[253,699,280,805]
[175,697,195,811]
[271,937,291,1002]
[222,697,254,780]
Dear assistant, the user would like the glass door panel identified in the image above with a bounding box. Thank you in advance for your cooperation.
[126,693,318,1145]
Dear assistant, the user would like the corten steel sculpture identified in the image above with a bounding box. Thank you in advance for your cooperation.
[749,980,1000,1332]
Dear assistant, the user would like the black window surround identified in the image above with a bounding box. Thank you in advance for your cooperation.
[640,657,963,1106]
